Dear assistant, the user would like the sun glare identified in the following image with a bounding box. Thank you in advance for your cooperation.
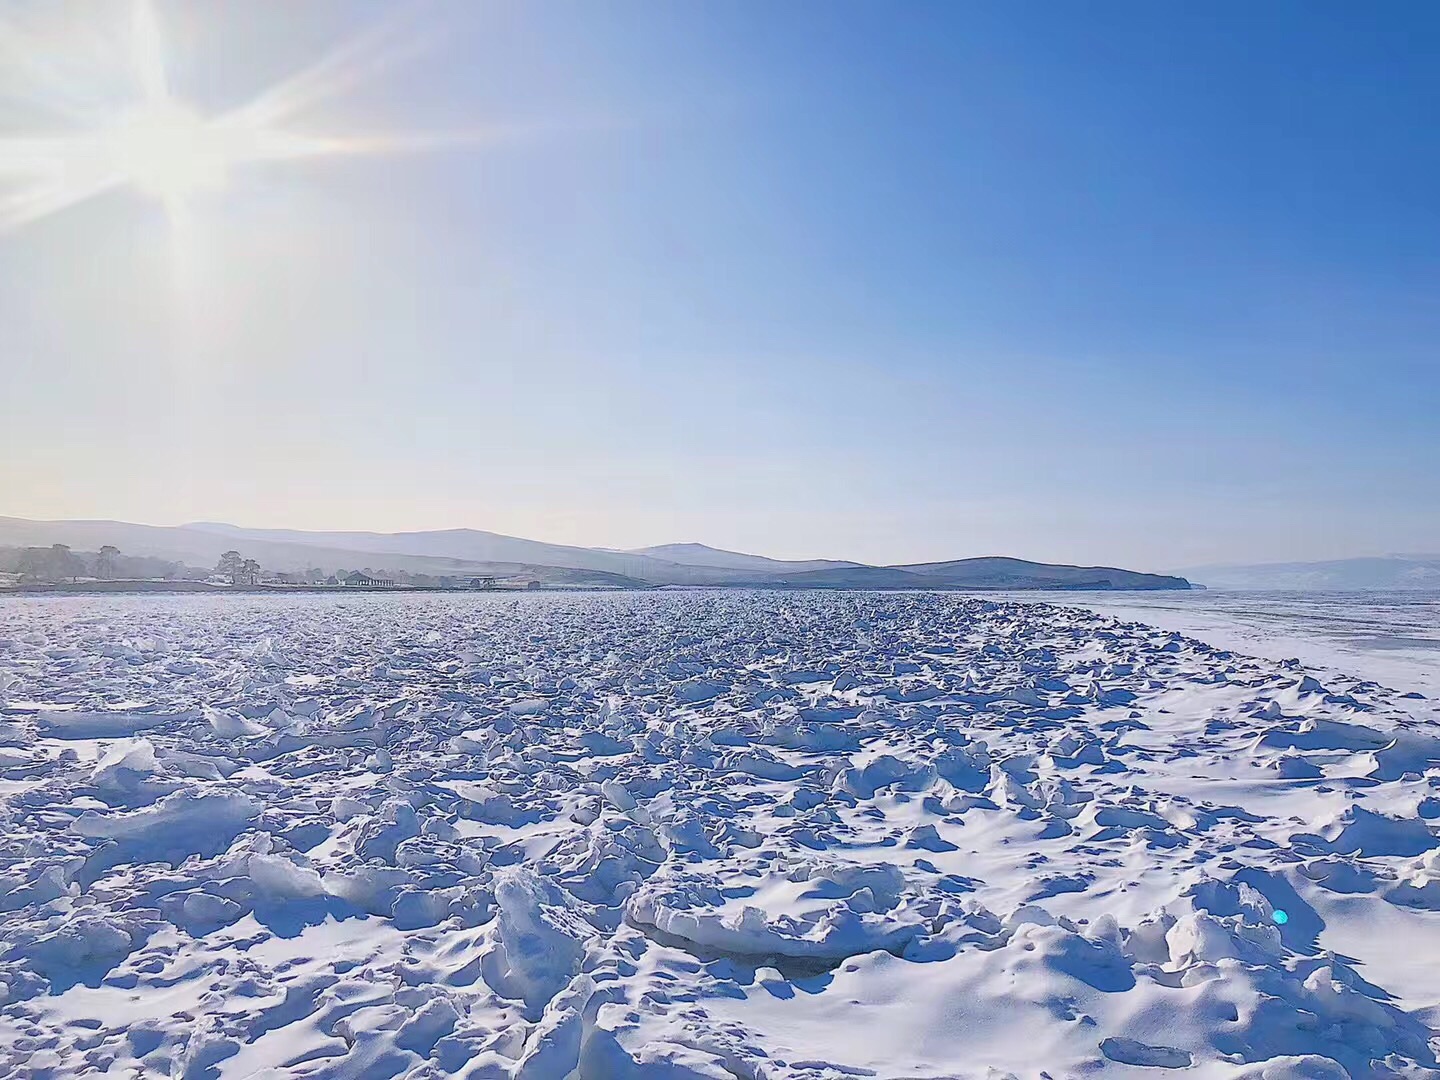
[109,101,229,201]
[0,0,481,235]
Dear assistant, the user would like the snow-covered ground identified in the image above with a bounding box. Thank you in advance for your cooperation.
[1,591,1438,1078]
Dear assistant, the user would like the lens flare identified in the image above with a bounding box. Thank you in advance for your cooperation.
[0,0,493,235]
[110,100,228,199]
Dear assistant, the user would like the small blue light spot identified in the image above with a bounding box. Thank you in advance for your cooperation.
[1272,909,1289,925]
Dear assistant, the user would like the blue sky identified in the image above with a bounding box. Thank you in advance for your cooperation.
[1,1,1436,569]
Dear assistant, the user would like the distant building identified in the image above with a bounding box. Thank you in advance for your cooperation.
[470,576,497,590]
[340,571,393,587]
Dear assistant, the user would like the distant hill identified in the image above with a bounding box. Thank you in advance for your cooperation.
[625,543,860,574]
[897,557,1191,591]
[1179,556,1440,591]
[0,516,1194,591]
[773,557,1189,591]
[184,522,721,583]
[0,518,652,588]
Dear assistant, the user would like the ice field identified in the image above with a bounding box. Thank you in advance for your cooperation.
[2,591,1439,1078]
[1061,590,1440,703]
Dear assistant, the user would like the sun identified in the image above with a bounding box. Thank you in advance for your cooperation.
[108,100,230,202]
[0,0,484,235]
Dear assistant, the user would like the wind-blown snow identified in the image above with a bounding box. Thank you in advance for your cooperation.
[1,591,1438,1078]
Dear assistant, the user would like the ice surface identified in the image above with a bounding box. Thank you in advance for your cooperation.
[1059,589,1440,701]
[1,591,1438,1078]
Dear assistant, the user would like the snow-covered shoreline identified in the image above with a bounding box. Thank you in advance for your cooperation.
[2,591,1438,1078]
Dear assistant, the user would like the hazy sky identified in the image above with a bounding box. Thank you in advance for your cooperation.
[2,1,1437,571]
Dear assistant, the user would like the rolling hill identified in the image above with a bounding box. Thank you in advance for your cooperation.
[769,557,1189,590]
[896,557,1192,590]
[0,516,1194,591]
[624,543,860,574]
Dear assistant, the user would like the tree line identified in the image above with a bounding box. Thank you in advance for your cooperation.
[2,543,524,590]
[2,544,266,585]
[1,544,188,583]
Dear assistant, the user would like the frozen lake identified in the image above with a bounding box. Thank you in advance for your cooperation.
[1049,589,1440,703]
[1,589,1438,1077]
